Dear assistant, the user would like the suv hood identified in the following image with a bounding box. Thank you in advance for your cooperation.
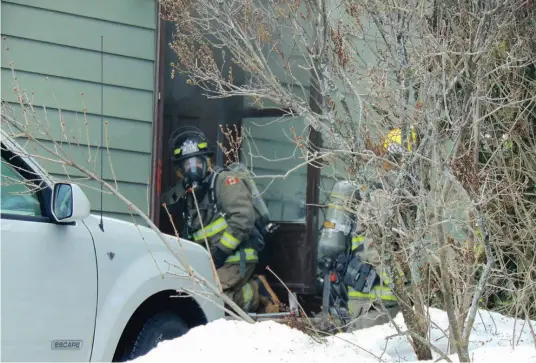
[85,213,209,259]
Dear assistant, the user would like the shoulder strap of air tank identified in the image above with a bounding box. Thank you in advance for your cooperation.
[209,166,225,212]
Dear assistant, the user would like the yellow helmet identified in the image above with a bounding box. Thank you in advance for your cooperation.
[383,127,419,155]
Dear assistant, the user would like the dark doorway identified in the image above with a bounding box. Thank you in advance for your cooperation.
[154,18,322,298]
[157,20,245,236]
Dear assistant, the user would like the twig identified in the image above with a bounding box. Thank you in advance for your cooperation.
[265,266,315,330]
[190,187,224,293]
[378,300,453,363]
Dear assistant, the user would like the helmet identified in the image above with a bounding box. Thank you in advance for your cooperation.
[382,127,419,156]
[168,126,214,187]
[168,126,214,163]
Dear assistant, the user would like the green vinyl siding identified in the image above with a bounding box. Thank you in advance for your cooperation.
[1,0,157,222]
[1,70,153,122]
[49,174,150,217]
[32,140,152,185]
[2,37,154,91]
[7,0,157,29]
[6,105,153,153]
[1,2,155,59]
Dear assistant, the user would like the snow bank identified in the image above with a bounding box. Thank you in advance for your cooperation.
[133,308,536,363]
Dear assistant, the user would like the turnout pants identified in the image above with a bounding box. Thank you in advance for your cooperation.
[347,299,400,331]
[218,263,259,313]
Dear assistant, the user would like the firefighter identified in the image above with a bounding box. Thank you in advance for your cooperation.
[345,127,421,330]
[167,126,279,314]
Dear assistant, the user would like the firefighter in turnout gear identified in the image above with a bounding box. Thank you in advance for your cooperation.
[344,127,420,330]
[167,126,279,314]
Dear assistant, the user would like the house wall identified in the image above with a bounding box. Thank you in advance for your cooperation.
[1,0,158,223]
[237,3,346,224]
[240,115,309,222]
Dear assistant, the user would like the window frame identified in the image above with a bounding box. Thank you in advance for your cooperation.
[239,108,319,223]
[1,143,56,224]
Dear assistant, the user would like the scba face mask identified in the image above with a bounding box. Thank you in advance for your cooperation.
[179,156,208,188]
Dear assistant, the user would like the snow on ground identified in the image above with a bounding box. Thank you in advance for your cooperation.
[133,308,536,363]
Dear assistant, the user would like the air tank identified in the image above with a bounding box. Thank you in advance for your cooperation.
[226,162,271,225]
[317,180,360,265]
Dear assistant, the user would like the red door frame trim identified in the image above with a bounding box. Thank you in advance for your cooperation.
[149,1,166,226]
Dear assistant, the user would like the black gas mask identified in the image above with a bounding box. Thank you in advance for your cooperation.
[177,155,208,190]
[168,126,214,192]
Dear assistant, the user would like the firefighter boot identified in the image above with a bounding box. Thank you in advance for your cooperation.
[259,295,280,314]
[253,275,280,314]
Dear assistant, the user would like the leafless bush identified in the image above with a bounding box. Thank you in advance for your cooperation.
[161,0,536,360]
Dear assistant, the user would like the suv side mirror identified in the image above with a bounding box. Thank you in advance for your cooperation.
[51,183,91,223]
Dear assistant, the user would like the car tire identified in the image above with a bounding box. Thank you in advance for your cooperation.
[121,312,189,361]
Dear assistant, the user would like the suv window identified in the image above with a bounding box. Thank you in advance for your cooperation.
[1,159,43,216]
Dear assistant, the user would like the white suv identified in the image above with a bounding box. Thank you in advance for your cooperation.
[0,130,224,362]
